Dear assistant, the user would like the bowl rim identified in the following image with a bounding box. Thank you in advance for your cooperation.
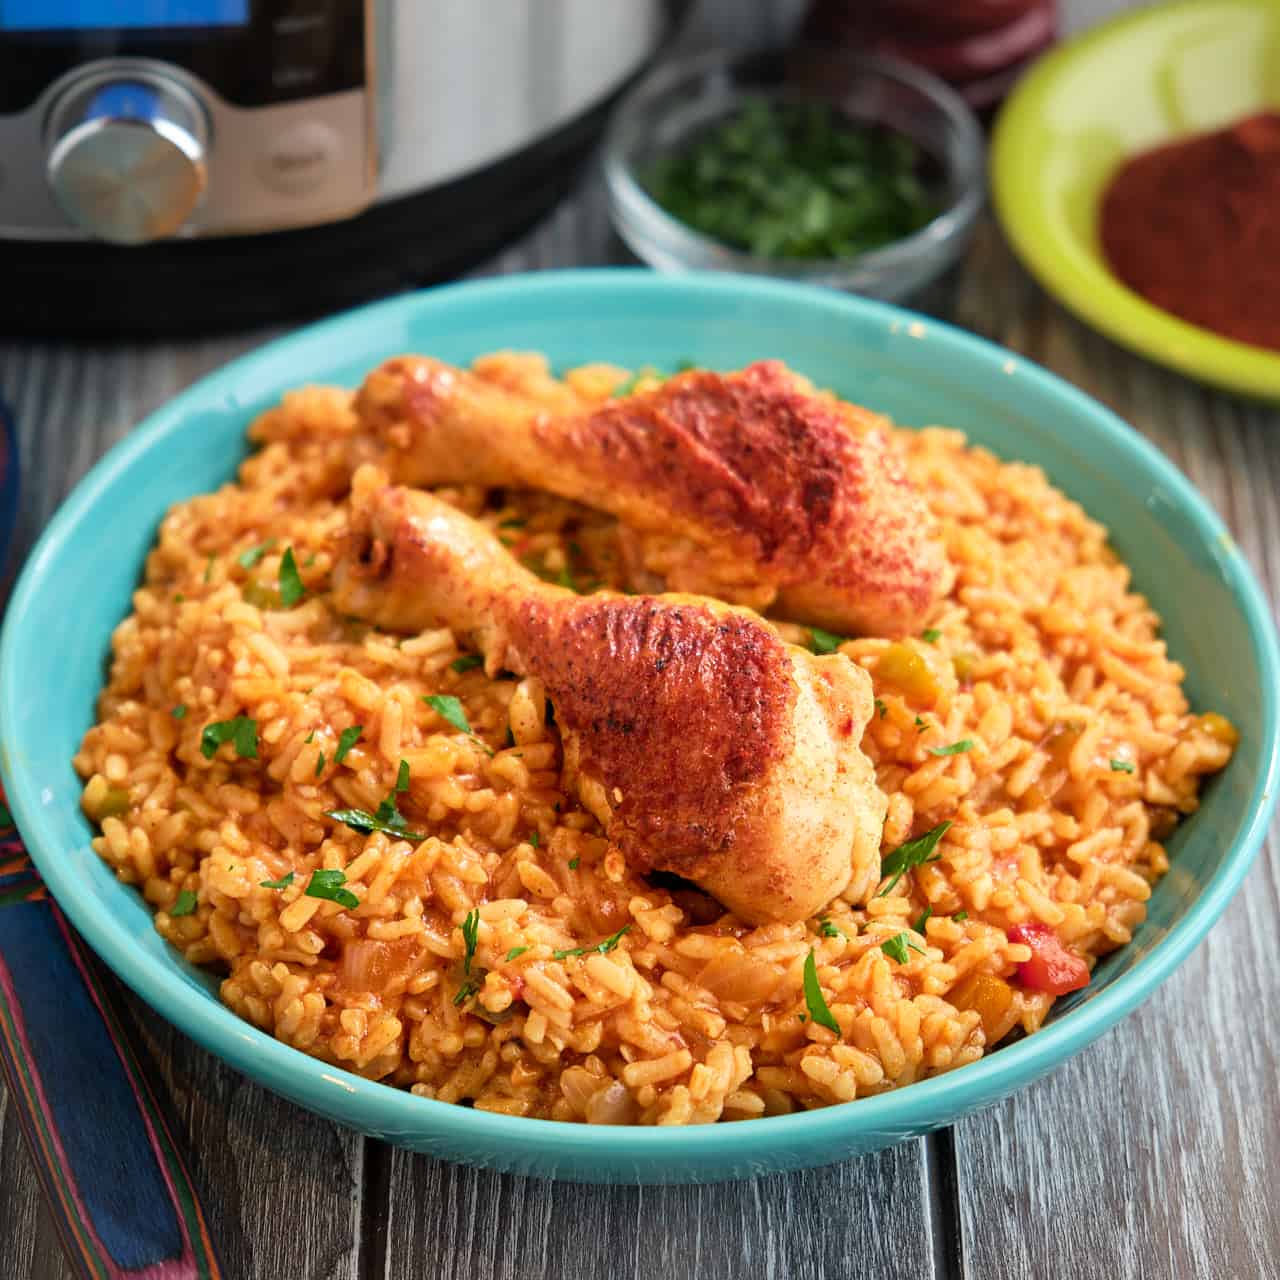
[603,46,986,279]
[4,268,1277,1165]
[990,0,1280,400]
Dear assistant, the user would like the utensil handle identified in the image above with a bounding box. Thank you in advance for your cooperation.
[0,871,224,1280]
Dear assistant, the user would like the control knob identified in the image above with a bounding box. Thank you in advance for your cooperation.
[46,70,208,245]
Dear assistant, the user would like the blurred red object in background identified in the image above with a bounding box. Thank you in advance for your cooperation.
[803,0,1057,111]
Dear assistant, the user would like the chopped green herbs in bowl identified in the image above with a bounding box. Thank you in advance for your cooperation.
[605,49,983,300]
[644,98,938,261]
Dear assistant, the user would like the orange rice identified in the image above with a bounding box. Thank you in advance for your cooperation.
[73,355,1236,1124]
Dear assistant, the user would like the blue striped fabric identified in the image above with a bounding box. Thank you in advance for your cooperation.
[2,900,185,1269]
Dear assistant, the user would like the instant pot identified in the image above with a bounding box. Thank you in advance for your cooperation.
[0,0,687,336]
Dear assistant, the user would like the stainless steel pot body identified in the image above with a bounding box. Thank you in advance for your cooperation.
[0,0,670,243]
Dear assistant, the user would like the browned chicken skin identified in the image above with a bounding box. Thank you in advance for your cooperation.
[333,470,887,923]
[352,357,947,637]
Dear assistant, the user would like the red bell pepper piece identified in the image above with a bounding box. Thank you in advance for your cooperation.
[1007,922,1090,995]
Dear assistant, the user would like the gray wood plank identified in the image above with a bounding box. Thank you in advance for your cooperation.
[945,224,1280,1280]
[0,1086,69,1280]
[0,337,361,1280]
[121,981,365,1280]
[378,1137,943,1280]
[953,865,1280,1280]
[1,335,270,560]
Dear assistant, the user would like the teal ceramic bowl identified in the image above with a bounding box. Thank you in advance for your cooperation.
[3,271,1276,1184]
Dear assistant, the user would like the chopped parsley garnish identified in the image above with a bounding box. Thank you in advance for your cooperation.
[278,546,305,607]
[323,807,426,842]
[334,725,362,763]
[304,730,315,744]
[173,594,184,603]
[877,820,952,897]
[451,654,484,674]
[874,698,888,720]
[802,950,840,1034]
[498,518,526,529]
[1109,759,1135,773]
[553,925,632,960]
[423,694,494,756]
[170,889,198,917]
[810,627,847,655]
[460,909,480,975]
[200,716,259,761]
[921,628,942,644]
[260,871,295,890]
[915,716,926,729]
[952,911,969,922]
[568,857,580,870]
[237,539,274,570]
[452,910,483,1005]
[304,868,359,909]
[913,905,933,935]
[506,947,529,962]
[818,919,842,939]
[424,693,472,734]
[644,98,937,260]
[0,802,11,828]
[171,704,187,720]
[529,831,540,848]
[881,931,926,964]
[453,979,482,1007]
[928,739,974,757]
[203,554,215,583]
[328,762,417,841]
[314,752,325,778]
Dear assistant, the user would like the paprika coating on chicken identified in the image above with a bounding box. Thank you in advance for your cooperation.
[351,356,949,637]
[332,469,888,924]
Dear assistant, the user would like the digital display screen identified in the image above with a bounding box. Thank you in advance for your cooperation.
[0,1,249,29]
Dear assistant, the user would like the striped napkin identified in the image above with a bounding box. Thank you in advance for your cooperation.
[0,789,224,1279]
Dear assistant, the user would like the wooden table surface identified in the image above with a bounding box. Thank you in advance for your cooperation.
[3,4,1277,1277]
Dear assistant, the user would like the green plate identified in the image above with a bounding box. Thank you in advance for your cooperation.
[991,0,1280,399]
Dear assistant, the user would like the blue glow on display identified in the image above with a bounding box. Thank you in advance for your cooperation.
[0,1,248,29]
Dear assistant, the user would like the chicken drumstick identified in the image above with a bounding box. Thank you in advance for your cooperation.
[333,470,887,923]
[352,357,947,637]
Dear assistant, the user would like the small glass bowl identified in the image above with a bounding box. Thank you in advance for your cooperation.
[603,48,985,300]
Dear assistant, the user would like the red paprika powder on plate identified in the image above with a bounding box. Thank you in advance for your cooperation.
[1099,111,1280,353]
